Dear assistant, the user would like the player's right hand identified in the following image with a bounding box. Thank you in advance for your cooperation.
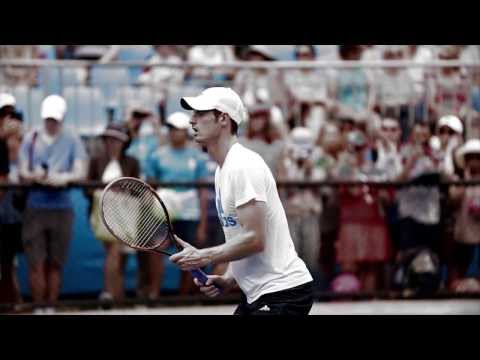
[193,275,232,298]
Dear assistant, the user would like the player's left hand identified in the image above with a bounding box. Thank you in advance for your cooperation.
[170,236,211,270]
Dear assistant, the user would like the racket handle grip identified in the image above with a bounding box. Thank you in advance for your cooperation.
[190,268,222,292]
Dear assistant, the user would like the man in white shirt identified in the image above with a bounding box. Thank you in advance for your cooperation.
[170,87,314,315]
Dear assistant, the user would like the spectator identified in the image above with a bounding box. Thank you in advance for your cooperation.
[18,95,87,312]
[406,45,435,98]
[449,139,480,291]
[0,46,39,86]
[138,45,184,84]
[234,45,289,111]
[238,104,285,177]
[55,45,77,60]
[360,45,382,80]
[0,93,18,182]
[124,102,161,178]
[333,130,392,292]
[361,45,382,62]
[466,58,480,140]
[146,112,209,295]
[334,115,369,152]
[431,115,464,177]
[459,45,480,66]
[284,45,335,136]
[374,117,403,180]
[330,45,376,121]
[73,45,109,60]
[86,123,141,303]
[427,45,471,124]
[0,93,17,140]
[122,102,163,300]
[186,45,236,82]
[372,117,404,274]
[395,122,442,259]
[373,45,417,142]
[278,127,335,282]
[134,45,183,123]
[0,107,24,306]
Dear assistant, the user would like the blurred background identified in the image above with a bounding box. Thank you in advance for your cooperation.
[1,45,480,314]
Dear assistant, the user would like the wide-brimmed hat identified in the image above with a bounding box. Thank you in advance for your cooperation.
[101,123,130,143]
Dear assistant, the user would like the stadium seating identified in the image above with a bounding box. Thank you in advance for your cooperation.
[37,67,86,95]
[114,85,159,120]
[63,86,109,136]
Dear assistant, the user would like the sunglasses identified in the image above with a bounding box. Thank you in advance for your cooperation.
[381,126,399,132]
[439,127,456,136]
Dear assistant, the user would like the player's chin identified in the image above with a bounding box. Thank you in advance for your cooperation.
[192,133,204,144]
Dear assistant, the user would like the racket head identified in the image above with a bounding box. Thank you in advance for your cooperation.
[100,177,175,253]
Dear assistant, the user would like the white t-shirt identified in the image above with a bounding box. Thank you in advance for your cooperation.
[214,143,313,304]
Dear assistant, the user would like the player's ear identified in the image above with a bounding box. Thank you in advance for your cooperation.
[219,113,229,126]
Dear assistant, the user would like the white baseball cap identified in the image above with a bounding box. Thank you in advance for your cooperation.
[455,139,480,169]
[438,115,463,134]
[166,112,191,130]
[41,95,67,121]
[181,87,247,126]
[0,93,16,109]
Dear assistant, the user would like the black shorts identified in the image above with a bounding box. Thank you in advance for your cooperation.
[451,242,479,276]
[0,223,23,263]
[234,282,314,316]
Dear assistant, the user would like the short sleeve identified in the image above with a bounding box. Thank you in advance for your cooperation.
[231,163,268,208]
[194,152,209,181]
[145,151,160,180]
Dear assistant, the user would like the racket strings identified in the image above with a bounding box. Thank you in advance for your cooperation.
[108,187,165,248]
[102,179,170,249]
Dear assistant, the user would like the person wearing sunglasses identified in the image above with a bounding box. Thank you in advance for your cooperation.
[432,115,464,177]
[375,117,403,181]
[449,140,480,292]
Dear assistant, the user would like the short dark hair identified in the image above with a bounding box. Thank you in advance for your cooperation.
[213,109,238,136]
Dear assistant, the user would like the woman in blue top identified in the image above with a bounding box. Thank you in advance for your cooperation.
[146,112,209,295]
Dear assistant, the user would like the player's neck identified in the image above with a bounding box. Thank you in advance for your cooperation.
[208,134,238,168]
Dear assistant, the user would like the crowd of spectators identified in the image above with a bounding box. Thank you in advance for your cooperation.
[1,45,480,311]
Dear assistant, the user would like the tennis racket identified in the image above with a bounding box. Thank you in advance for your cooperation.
[100,176,216,287]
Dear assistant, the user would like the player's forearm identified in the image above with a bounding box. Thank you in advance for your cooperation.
[203,230,264,264]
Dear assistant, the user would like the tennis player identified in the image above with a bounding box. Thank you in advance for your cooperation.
[170,87,314,315]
